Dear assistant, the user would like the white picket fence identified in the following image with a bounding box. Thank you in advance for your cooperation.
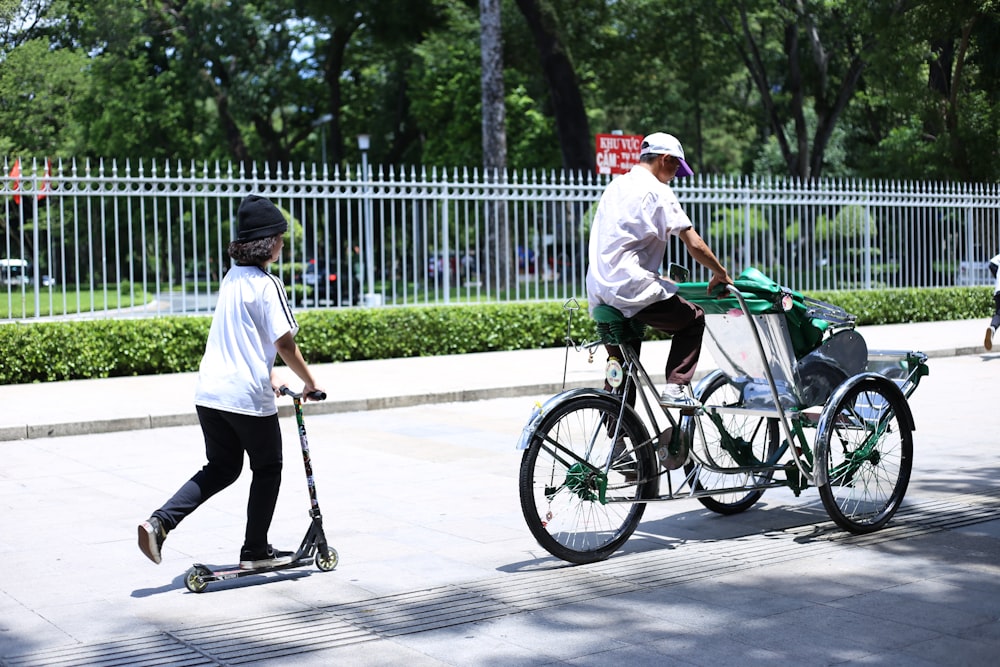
[2,157,998,320]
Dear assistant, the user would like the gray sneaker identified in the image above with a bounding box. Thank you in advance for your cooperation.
[659,387,702,409]
[659,393,701,408]
[138,516,167,564]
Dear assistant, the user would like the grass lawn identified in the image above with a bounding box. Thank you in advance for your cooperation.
[1,288,155,319]
[2,278,586,319]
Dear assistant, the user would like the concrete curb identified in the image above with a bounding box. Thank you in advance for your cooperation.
[5,380,598,441]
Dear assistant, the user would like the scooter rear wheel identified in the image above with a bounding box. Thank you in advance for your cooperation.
[185,565,211,593]
[316,547,339,572]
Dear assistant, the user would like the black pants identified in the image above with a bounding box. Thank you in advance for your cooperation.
[992,292,1000,330]
[604,295,706,404]
[153,406,283,552]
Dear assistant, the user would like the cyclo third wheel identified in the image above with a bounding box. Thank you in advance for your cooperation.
[817,377,913,533]
[518,394,657,564]
[682,372,779,515]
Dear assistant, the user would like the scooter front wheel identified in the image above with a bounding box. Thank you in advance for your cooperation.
[316,547,339,572]
[185,565,211,593]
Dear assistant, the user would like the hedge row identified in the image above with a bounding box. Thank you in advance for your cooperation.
[1,286,993,385]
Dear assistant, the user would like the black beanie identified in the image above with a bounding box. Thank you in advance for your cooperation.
[236,195,288,241]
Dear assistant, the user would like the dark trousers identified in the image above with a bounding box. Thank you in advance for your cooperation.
[604,295,705,401]
[153,406,283,552]
[992,292,1000,330]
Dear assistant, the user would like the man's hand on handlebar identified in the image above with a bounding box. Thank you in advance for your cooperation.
[707,270,734,296]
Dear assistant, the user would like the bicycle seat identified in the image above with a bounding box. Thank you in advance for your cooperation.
[592,304,647,345]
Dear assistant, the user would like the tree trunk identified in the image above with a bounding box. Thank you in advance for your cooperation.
[513,0,594,172]
[481,0,507,170]
[322,22,358,167]
[480,0,512,295]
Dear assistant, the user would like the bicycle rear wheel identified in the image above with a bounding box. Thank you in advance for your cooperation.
[683,373,779,515]
[519,394,656,564]
[817,378,912,533]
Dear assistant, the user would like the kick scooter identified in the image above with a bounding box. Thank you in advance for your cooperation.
[184,387,339,593]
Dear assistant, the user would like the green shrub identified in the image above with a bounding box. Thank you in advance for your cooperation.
[0,317,211,383]
[806,286,991,325]
[0,286,993,384]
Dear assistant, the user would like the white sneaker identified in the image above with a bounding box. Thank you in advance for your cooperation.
[659,383,700,408]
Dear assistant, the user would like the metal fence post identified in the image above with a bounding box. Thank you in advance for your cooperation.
[864,198,872,291]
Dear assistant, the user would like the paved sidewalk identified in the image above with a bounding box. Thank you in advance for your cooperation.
[0,318,989,441]
[1,318,998,667]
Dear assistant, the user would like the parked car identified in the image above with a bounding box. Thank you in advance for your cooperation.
[0,258,30,286]
[956,260,993,286]
[302,258,360,306]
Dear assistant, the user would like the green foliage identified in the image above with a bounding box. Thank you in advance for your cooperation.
[754,103,853,179]
[708,207,770,243]
[293,303,587,361]
[504,83,562,170]
[807,287,992,325]
[814,205,877,241]
[0,38,91,156]
[0,316,210,383]
[1,0,999,180]
[1,288,994,385]
[406,0,482,168]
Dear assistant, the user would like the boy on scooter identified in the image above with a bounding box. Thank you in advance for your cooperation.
[138,194,324,569]
[985,252,1000,351]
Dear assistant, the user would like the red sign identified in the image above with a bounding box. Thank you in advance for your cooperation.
[595,133,643,175]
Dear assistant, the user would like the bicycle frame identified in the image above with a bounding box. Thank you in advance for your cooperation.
[587,284,926,501]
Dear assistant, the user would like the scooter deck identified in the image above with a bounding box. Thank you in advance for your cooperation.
[193,556,314,582]
[185,533,339,592]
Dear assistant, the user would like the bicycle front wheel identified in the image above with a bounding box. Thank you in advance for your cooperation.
[519,394,656,564]
[817,378,912,533]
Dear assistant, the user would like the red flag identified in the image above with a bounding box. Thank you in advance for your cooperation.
[8,158,20,205]
[38,158,51,201]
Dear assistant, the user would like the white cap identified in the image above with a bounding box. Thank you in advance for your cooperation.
[639,132,693,177]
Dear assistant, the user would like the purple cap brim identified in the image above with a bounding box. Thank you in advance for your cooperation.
[676,158,694,178]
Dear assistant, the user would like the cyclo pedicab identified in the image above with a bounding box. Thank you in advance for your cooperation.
[517,267,929,564]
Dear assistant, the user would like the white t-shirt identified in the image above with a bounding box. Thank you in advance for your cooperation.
[586,165,693,317]
[991,253,1000,294]
[194,264,299,416]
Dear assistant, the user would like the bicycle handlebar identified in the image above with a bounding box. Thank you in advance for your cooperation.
[278,386,327,401]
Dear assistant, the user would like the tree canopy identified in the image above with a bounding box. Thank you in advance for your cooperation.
[0,0,997,181]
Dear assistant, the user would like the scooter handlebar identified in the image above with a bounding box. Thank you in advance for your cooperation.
[278,386,327,401]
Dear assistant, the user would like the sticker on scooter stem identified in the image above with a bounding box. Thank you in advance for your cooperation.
[606,357,623,388]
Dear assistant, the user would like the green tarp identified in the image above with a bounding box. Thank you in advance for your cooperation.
[593,268,831,359]
[676,267,829,359]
